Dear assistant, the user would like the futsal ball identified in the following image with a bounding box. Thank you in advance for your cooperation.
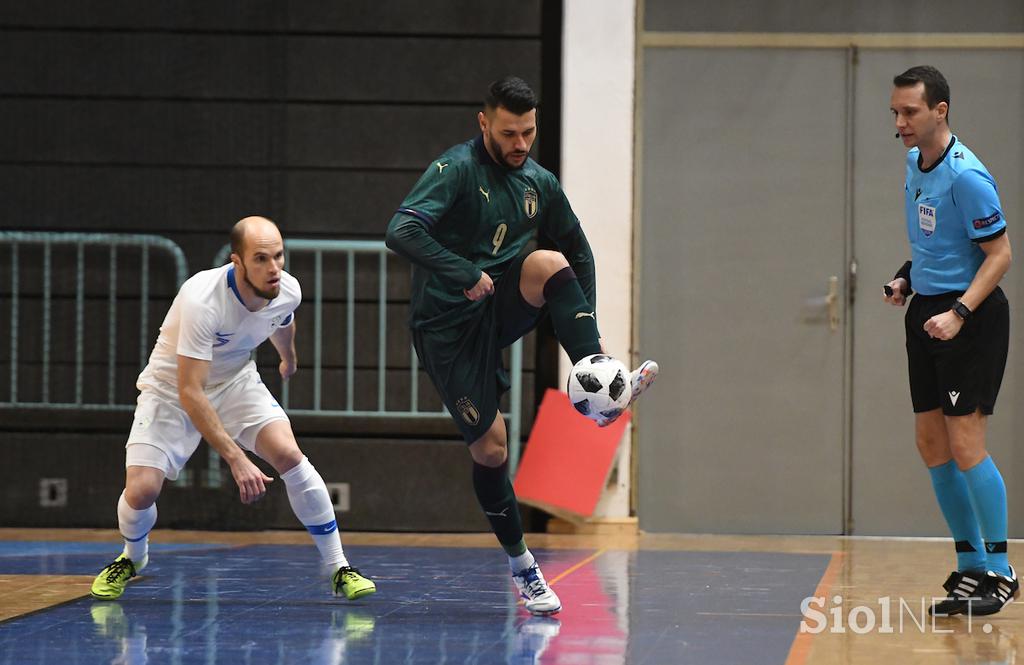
[567,354,631,423]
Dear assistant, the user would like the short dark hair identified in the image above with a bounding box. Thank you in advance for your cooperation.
[484,76,538,115]
[893,65,950,110]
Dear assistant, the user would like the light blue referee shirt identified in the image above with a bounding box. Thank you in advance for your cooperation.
[905,136,1007,295]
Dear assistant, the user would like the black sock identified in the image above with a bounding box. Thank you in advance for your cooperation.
[472,459,526,556]
[544,266,602,364]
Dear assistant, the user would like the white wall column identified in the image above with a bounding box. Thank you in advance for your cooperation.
[561,0,637,519]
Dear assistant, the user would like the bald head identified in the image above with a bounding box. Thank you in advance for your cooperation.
[230,216,280,258]
[229,216,285,303]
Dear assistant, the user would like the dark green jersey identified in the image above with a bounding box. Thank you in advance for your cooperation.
[386,135,596,330]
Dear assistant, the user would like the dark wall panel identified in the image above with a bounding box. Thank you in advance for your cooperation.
[0,99,282,166]
[286,38,542,102]
[286,1,542,35]
[286,171,419,233]
[0,100,487,169]
[0,33,541,103]
[0,33,282,99]
[285,105,479,168]
[0,166,416,236]
[0,433,490,532]
[0,1,542,35]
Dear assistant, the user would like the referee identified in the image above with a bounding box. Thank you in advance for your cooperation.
[885,65,1016,616]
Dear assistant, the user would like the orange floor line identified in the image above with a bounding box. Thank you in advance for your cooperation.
[783,550,846,665]
[548,548,607,586]
[516,548,607,607]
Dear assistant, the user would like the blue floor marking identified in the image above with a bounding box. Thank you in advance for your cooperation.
[0,541,829,664]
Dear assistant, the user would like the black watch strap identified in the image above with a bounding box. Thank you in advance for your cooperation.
[952,299,972,321]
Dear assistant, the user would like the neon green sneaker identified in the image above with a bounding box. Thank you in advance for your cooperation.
[332,566,376,600]
[91,553,147,600]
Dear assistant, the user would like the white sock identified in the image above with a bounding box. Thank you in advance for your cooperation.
[281,456,348,568]
[509,548,536,574]
[118,490,156,564]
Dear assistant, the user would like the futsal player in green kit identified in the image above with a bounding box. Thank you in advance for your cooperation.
[386,76,657,616]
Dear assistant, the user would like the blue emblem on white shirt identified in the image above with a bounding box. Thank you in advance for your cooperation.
[213,331,235,348]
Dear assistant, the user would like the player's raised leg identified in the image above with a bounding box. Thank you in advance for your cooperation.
[91,465,163,600]
[519,249,658,412]
[519,250,600,363]
[469,411,560,616]
[255,421,375,600]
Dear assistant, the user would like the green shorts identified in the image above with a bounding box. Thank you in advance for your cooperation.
[412,255,542,443]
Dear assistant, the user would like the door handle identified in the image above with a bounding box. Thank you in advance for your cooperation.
[826,275,839,332]
[802,276,840,331]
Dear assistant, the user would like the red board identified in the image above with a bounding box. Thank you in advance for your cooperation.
[513,388,631,519]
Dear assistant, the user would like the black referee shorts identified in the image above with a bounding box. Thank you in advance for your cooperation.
[905,286,1009,416]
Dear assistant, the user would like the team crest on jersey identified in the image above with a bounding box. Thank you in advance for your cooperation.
[270,315,283,328]
[523,188,538,219]
[456,396,481,426]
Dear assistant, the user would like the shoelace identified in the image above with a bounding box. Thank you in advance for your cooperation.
[103,558,135,584]
[516,568,549,599]
[336,566,364,582]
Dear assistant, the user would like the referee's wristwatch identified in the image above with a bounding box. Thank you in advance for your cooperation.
[952,298,972,321]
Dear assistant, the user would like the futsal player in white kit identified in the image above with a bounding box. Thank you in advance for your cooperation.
[90,216,375,601]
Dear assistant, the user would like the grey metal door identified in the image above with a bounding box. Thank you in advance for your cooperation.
[637,49,849,533]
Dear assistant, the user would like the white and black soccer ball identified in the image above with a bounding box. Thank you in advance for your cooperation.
[567,354,630,423]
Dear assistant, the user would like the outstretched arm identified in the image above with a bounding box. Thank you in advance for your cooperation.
[177,355,273,504]
[270,318,297,381]
[385,213,482,289]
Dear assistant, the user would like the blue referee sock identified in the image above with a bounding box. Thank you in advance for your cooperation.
[962,456,1011,577]
[928,460,987,573]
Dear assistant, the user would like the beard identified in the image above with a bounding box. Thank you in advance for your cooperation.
[486,130,529,169]
[242,269,279,300]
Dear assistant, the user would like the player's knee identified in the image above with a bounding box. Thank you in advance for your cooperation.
[124,484,160,510]
[915,433,945,461]
[524,250,568,280]
[254,422,303,473]
[470,437,508,467]
[266,446,304,474]
[948,437,986,469]
[124,466,163,508]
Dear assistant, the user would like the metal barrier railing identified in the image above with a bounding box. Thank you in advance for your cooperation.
[211,240,525,470]
[0,232,188,411]
[1,232,526,476]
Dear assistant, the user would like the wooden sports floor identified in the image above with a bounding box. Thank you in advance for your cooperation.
[0,529,1017,664]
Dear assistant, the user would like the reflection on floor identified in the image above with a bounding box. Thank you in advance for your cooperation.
[0,530,1018,664]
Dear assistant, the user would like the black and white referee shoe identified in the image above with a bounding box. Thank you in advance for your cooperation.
[928,570,986,616]
[970,565,1020,616]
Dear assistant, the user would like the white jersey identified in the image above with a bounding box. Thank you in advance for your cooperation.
[137,263,300,390]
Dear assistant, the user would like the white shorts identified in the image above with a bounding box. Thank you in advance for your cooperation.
[125,362,289,480]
